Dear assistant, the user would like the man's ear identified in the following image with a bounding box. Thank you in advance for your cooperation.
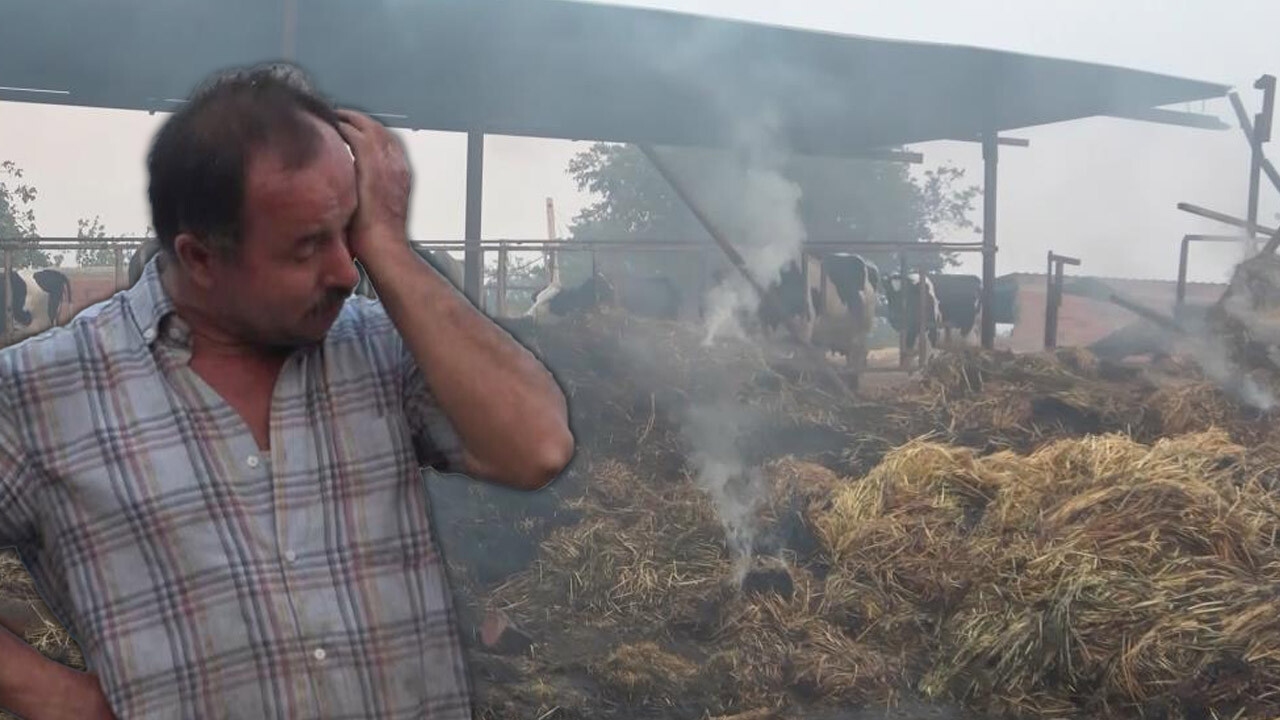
[172,233,220,291]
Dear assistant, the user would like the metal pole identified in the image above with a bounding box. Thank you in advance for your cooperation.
[1044,251,1055,350]
[496,241,509,317]
[113,247,123,290]
[1050,262,1065,349]
[281,0,298,60]
[1,250,11,344]
[917,267,929,368]
[1251,76,1277,255]
[981,132,998,349]
[464,132,484,306]
[701,249,711,319]
[1228,91,1280,198]
[1263,225,1280,256]
[1177,236,1191,308]
[1177,202,1277,237]
[898,254,910,370]
[544,197,558,286]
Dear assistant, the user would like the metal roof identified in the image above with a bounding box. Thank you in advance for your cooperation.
[0,0,1230,156]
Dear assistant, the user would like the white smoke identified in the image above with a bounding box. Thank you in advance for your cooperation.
[646,114,806,347]
[1181,332,1276,411]
[682,401,767,583]
[648,119,806,582]
[641,23,816,586]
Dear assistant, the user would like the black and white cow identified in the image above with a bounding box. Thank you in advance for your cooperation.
[527,271,682,321]
[755,253,882,372]
[931,274,983,342]
[882,273,941,351]
[883,273,983,349]
[1,268,73,339]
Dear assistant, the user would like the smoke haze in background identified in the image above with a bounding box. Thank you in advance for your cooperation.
[3,1,1278,282]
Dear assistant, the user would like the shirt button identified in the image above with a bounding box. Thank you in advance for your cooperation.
[142,328,157,342]
[284,550,297,563]
[246,455,260,469]
[313,648,327,662]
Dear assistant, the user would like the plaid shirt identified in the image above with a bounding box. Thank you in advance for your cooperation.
[0,257,474,719]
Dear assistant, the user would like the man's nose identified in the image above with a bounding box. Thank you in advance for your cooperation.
[327,240,361,291]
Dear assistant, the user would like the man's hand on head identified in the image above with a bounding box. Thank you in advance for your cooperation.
[334,109,415,267]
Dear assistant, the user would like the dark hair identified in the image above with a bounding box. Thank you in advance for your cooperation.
[147,62,342,256]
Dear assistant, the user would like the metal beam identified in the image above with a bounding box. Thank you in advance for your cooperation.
[1176,201,1277,236]
[980,132,998,349]
[464,132,484,305]
[953,136,1030,148]
[1108,293,1185,335]
[1227,92,1280,197]
[1044,252,1080,350]
[1176,234,1244,307]
[1104,107,1230,130]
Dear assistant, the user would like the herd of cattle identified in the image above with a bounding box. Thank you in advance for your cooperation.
[523,252,986,370]
[4,243,984,373]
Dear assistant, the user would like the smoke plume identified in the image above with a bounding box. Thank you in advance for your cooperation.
[681,401,767,583]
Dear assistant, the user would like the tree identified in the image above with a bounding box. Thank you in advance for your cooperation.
[0,160,57,268]
[74,216,152,268]
[565,143,980,281]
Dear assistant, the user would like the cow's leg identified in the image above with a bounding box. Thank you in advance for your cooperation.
[10,275,30,327]
[47,281,64,326]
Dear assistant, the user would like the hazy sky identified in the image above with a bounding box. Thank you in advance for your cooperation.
[1,0,1277,282]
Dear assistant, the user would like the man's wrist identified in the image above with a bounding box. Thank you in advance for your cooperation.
[354,232,416,281]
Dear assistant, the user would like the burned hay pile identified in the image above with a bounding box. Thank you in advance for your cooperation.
[474,431,1280,719]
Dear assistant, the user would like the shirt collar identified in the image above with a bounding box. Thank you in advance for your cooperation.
[123,252,189,350]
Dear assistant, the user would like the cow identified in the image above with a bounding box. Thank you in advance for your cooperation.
[930,274,983,342]
[750,253,882,377]
[1,268,74,339]
[881,273,941,352]
[806,253,882,373]
[529,272,615,319]
[883,273,984,349]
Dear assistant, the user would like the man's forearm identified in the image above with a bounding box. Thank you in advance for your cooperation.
[362,243,574,490]
[0,624,93,718]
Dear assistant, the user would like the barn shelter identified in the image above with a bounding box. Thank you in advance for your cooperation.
[0,0,1230,347]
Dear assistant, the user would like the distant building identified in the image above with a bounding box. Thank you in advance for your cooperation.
[994,273,1225,352]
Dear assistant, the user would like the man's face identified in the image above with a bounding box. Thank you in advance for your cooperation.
[211,116,361,348]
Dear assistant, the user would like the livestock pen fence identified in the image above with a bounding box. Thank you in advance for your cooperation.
[0,238,986,367]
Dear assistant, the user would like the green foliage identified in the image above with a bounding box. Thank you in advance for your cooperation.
[74,216,150,268]
[564,143,981,281]
[0,161,57,268]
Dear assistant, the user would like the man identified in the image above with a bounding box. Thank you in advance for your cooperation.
[0,64,574,719]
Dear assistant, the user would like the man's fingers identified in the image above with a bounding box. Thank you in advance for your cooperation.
[336,108,381,135]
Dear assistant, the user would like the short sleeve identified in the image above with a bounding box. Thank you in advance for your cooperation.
[0,389,36,548]
[399,340,466,475]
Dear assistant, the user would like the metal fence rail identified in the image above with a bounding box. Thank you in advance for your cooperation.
[0,237,988,356]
